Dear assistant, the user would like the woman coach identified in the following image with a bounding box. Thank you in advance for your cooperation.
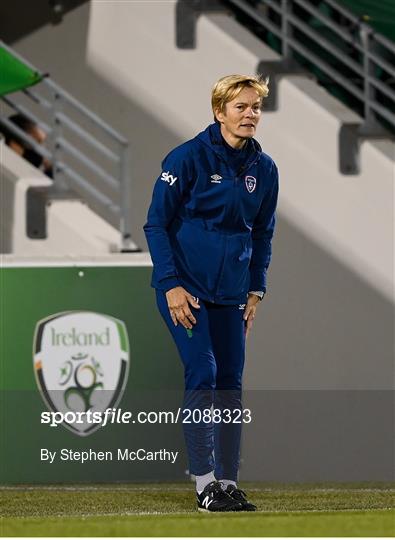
[144,74,279,512]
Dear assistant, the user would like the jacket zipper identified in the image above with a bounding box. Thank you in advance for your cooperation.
[213,156,260,301]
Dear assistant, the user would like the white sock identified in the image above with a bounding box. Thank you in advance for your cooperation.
[196,471,216,494]
[220,479,237,489]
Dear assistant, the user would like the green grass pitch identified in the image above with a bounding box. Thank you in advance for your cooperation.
[1,482,394,536]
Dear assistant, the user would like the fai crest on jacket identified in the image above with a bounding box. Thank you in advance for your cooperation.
[245,175,256,193]
[33,311,130,436]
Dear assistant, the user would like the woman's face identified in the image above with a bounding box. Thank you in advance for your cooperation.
[216,87,262,144]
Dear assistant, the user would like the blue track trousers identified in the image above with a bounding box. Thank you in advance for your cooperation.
[156,290,246,481]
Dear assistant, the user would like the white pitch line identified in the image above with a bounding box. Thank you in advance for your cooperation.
[0,486,193,492]
[1,486,394,493]
[4,507,394,520]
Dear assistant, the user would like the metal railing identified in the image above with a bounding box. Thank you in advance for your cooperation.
[0,40,136,251]
[225,0,395,134]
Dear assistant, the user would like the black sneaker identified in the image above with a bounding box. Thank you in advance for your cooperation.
[225,485,257,511]
[197,481,242,512]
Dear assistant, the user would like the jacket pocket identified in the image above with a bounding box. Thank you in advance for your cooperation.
[216,235,252,297]
[170,219,225,296]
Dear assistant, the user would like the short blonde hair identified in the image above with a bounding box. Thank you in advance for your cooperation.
[211,74,269,120]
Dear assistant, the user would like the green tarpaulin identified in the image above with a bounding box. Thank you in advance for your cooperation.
[337,0,395,42]
[0,46,43,97]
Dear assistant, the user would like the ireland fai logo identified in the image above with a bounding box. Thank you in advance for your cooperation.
[33,311,129,436]
[245,175,256,193]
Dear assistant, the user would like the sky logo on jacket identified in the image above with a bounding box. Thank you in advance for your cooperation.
[161,171,178,186]
[245,175,257,193]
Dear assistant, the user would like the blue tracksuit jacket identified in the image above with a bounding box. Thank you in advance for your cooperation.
[144,122,279,304]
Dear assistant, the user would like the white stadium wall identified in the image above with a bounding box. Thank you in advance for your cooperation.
[1,142,121,255]
[86,1,393,303]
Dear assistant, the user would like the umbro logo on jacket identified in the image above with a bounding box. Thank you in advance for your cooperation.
[210,174,222,183]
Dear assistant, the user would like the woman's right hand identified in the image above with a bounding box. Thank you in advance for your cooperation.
[165,286,200,329]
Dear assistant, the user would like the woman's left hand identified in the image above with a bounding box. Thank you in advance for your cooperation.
[243,294,261,338]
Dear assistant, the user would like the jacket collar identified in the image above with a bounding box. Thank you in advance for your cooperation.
[196,122,262,171]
